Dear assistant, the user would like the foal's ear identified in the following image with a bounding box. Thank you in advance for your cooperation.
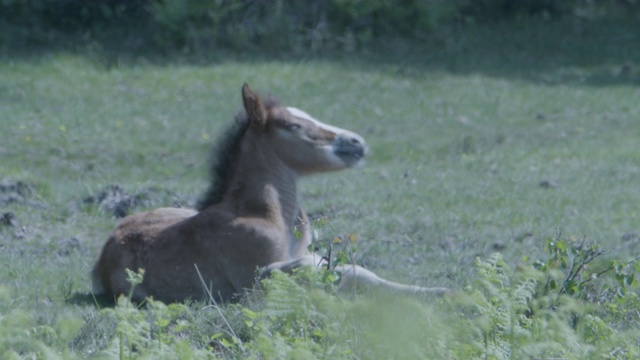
[242,83,267,127]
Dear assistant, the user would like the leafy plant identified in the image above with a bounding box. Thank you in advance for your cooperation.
[302,227,360,287]
[533,234,640,301]
[460,234,640,359]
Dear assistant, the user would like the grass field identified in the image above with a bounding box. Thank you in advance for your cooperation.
[1,18,639,358]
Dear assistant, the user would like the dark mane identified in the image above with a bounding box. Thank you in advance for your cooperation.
[197,97,280,211]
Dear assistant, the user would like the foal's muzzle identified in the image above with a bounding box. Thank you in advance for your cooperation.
[334,134,368,166]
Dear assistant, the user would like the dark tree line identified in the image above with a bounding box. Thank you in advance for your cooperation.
[1,0,637,53]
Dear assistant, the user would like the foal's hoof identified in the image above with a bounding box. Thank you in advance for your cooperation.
[422,287,450,296]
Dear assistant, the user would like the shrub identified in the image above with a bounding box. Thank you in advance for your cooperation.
[2,234,637,358]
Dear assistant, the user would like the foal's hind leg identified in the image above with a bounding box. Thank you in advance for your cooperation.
[260,254,323,279]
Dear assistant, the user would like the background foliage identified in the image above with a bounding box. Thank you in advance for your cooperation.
[1,0,639,54]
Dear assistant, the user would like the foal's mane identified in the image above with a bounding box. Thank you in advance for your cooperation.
[196,96,281,211]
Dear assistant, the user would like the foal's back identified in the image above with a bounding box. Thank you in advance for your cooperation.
[92,203,296,303]
[91,208,196,301]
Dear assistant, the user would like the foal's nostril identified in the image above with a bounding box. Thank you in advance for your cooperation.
[332,132,368,166]
[336,134,367,153]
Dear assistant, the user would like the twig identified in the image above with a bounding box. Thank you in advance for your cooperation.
[194,264,245,353]
[559,240,605,294]
[578,255,640,289]
[346,233,358,294]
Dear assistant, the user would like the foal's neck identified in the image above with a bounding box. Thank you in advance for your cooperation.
[225,133,300,230]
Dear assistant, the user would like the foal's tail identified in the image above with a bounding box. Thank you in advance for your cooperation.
[91,266,105,295]
[90,235,118,301]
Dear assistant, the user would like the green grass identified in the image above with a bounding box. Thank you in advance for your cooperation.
[1,17,639,358]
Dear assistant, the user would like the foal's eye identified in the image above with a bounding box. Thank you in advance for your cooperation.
[286,124,301,131]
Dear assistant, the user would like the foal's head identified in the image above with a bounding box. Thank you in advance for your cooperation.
[198,84,368,211]
[241,83,368,174]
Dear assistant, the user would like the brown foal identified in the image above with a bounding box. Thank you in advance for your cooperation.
[91,84,447,303]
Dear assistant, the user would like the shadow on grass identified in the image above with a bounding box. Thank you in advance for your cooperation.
[68,292,114,308]
[1,17,638,87]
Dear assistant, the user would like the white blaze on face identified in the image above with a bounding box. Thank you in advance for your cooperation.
[285,107,366,147]
[287,107,367,169]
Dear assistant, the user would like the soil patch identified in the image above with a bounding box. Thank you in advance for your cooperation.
[83,185,151,218]
[0,178,45,208]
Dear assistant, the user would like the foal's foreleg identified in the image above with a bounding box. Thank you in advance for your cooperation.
[334,264,449,296]
[261,255,448,296]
